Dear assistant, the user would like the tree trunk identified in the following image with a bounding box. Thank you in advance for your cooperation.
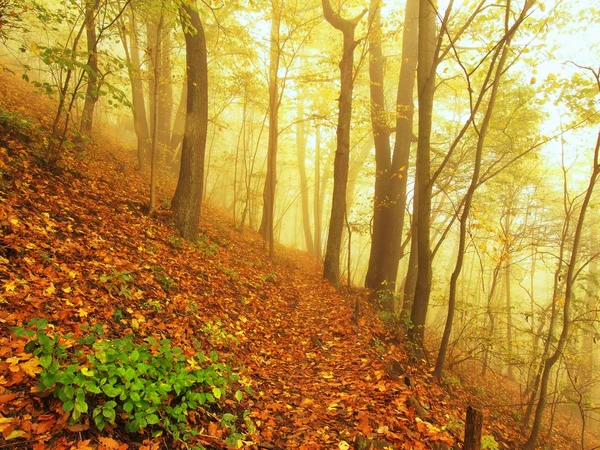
[525,131,600,449]
[79,0,99,146]
[384,0,419,291]
[434,14,516,377]
[364,0,392,292]
[504,207,514,380]
[169,78,188,157]
[148,10,163,213]
[314,122,322,261]
[296,96,315,253]
[408,0,436,350]
[171,3,208,241]
[120,7,150,170]
[158,28,173,153]
[259,0,281,258]
[321,0,367,288]
[365,0,418,300]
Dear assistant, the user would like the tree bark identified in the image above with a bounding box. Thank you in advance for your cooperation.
[171,3,208,240]
[322,0,367,288]
[259,0,281,258]
[408,0,437,350]
[296,96,315,253]
[79,0,100,146]
[365,0,418,301]
[120,7,150,170]
[464,405,483,450]
[314,122,322,261]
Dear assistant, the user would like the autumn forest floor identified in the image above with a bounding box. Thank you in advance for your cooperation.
[0,70,595,450]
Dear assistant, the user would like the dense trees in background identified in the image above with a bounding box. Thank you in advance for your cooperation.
[3,0,600,445]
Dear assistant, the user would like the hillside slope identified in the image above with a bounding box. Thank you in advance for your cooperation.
[0,71,585,450]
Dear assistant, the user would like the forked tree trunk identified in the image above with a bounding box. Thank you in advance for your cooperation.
[321,0,367,288]
[365,0,418,302]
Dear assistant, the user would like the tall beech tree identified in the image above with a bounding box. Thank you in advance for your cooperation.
[171,1,208,240]
[321,0,367,288]
[364,0,418,305]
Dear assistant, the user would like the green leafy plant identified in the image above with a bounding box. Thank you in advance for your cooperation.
[261,272,277,283]
[13,319,253,448]
[100,269,134,298]
[168,235,184,250]
[0,106,35,142]
[151,265,176,293]
[201,321,239,347]
[378,311,403,331]
[218,264,238,281]
[371,337,386,358]
[482,434,499,450]
[194,235,218,256]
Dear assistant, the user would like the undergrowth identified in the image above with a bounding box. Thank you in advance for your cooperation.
[13,318,254,449]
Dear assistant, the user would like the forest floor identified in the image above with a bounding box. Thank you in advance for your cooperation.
[0,70,596,450]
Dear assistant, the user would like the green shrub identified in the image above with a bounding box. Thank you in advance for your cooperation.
[482,434,499,450]
[194,235,218,257]
[151,265,176,293]
[13,318,253,448]
[99,269,134,298]
[168,235,184,250]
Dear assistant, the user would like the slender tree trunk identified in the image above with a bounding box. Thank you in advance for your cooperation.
[158,27,173,152]
[149,10,164,213]
[321,0,367,288]
[385,0,419,290]
[434,12,517,376]
[296,96,315,253]
[525,131,600,449]
[314,122,322,261]
[505,207,514,380]
[79,0,99,146]
[120,8,150,170]
[171,3,208,241]
[259,0,281,259]
[408,0,437,350]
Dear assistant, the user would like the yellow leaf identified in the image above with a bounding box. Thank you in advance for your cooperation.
[5,429,28,440]
[62,286,72,294]
[78,308,88,318]
[3,281,17,293]
[45,283,56,295]
[0,416,14,433]
[8,218,19,226]
[20,357,42,377]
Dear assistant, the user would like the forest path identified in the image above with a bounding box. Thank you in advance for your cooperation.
[242,256,417,449]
